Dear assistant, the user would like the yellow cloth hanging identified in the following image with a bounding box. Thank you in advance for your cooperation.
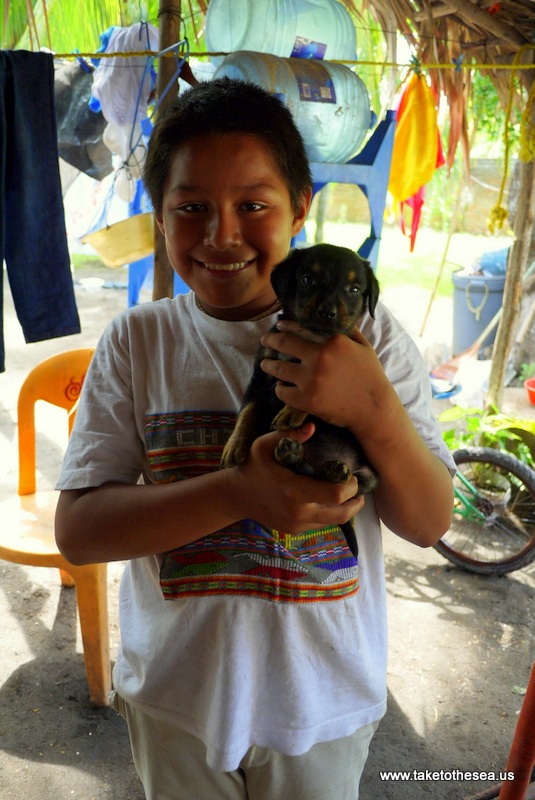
[388,73,439,203]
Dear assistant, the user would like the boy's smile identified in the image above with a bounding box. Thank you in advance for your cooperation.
[156,132,311,320]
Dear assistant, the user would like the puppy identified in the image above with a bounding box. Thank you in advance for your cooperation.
[220,243,380,559]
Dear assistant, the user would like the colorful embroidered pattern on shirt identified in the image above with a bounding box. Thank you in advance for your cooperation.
[145,411,359,604]
[146,410,236,482]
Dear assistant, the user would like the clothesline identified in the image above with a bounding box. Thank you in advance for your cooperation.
[51,49,535,71]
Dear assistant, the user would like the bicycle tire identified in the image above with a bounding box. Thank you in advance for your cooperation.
[434,446,535,575]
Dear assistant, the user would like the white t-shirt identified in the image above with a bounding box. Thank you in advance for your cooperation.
[57,290,455,772]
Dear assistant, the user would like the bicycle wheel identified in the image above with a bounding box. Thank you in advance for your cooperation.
[434,446,535,574]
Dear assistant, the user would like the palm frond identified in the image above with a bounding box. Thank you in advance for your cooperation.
[9,0,207,55]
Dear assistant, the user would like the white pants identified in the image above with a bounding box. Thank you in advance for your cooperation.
[110,691,378,800]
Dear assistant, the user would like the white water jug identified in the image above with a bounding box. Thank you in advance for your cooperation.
[213,51,371,163]
[205,0,357,66]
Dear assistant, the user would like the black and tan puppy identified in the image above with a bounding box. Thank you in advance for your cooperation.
[220,243,380,559]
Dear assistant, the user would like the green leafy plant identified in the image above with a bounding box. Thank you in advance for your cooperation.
[519,362,535,382]
[471,71,522,156]
[440,405,535,468]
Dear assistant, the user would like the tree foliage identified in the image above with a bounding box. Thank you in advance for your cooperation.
[2,0,206,54]
[471,69,521,154]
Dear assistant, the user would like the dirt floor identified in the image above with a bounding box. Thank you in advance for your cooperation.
[1,263,534,800]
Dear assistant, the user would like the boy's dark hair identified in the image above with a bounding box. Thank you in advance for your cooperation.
[144,77,312,217]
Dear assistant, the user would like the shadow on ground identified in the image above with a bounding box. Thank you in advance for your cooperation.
[360,533,535,800]
[0,561,141,800]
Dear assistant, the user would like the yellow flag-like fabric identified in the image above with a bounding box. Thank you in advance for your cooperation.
[388,74,439,203]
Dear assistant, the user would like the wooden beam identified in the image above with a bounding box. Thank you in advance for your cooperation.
[460,37,502,50]
[445,0,528,49]
[152,0,182,302]
[414,4,455,22]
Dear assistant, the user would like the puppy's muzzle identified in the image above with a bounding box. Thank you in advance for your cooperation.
[317,304,338,321]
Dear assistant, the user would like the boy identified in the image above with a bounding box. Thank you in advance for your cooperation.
[55,78,454,800]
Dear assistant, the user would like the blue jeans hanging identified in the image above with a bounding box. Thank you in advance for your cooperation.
[0,50,80,372]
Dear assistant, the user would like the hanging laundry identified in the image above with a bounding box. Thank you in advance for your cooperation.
[399,185,425,254]
[54,59,112,181]
[388,72,444,251]
[89,23,159,201]
[0,50,81,373]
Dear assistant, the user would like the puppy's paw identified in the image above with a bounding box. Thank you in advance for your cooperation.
[220,402,258,469]
[275,437,304,468]
[220,434,249,469]
[355,466,379,495]
[271,405,309,430]
[319,460,353,483]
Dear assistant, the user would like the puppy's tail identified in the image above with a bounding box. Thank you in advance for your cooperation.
[340,521,358,560]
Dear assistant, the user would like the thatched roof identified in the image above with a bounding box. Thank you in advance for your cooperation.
[367,0,534,100]
[354,0,535,171]
[370,0,532,52]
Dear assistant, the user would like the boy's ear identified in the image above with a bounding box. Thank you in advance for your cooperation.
[291,187,312,237]
[156,215,166,236]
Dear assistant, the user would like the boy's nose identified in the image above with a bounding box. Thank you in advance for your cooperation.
[204,208,242,250]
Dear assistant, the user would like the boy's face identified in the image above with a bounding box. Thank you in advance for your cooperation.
[156,132,311,320]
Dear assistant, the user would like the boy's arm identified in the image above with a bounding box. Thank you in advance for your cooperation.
[353,387,454,546]
[55,425,364,565]
[258,322,454,548]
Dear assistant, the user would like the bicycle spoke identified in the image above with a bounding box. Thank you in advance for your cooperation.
[436,449,535,572]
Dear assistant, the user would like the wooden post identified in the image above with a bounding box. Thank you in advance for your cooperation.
[314,185,331,243]
[152,0,182,302]
[485,158,535,410]
[485,53,535,410]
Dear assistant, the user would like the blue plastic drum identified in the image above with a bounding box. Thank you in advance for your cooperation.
[452,271,506,355]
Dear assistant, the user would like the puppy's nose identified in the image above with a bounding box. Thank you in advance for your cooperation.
[318,305,337,320]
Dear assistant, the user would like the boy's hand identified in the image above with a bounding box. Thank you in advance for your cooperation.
[224,422,364,534]
[259,320,396,438]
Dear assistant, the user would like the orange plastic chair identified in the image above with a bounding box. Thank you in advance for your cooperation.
[0,348,111,706]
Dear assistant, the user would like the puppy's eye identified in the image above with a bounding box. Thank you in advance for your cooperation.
[349,286,360,295]
[301,274,315,286]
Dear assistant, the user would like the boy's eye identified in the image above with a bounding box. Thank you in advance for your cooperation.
[178,203,206,213]
[240,202,265,212]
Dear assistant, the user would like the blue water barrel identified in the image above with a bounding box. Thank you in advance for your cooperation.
[452,271,506,355]
[205,0,357,66]
[213,51,371,163]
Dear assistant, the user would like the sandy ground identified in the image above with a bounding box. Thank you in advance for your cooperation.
[0,263,534,800]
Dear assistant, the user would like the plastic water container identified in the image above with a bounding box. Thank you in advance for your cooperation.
[205,0,357,66]
[452,271,506,355]
[213,51,371,163]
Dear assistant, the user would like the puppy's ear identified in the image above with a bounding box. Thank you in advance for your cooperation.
[271,248,300,304]
[362,261,380,318]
